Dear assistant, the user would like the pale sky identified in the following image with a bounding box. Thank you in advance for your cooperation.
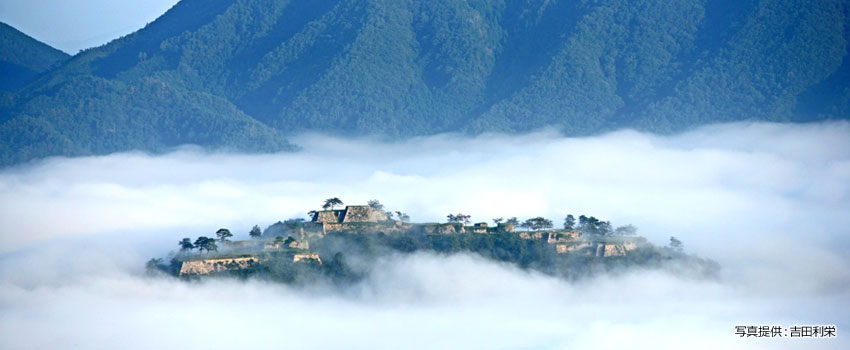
[0,0,180,54]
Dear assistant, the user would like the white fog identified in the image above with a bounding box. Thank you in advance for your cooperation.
[1,122,848,349]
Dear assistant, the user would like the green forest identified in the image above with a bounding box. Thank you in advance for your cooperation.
[0,23,68,92]
[2,0,849,166]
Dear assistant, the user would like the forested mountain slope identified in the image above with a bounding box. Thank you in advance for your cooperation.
[1,0,848,166]
[0,22,69,92]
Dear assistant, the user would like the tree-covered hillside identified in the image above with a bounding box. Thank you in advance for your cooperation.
[1,0,848,166]
[0,22,69,92]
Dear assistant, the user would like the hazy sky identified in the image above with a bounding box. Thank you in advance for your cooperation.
[0,122,848,348]
[0,0,179,53]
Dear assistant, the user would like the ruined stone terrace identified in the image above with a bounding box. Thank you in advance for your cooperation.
[312,205,388,224]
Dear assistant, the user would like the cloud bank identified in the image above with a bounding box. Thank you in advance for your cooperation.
[0,122,848,349]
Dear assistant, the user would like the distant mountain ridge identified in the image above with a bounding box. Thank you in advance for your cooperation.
[1,0,848,166]
[0,22,69,92]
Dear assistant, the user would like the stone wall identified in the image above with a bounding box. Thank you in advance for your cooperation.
[315,210,344,223]
[602,244,625,257]
[520,231,580,242]
[555,241,592,254]
[594,244,606,257]
[179,257,260,275]
[556,241,638,256]
[324,221,408,234]
[313,206,387,224]
[519,231,546,240]
[293,253,322,264]
[341,205,387,223]
[595,242,639,257]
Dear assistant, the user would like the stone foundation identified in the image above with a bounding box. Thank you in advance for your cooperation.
[179,257,260,275]
[293,253,322,264]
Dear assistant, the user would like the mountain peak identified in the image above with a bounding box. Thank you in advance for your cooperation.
[0,22,69,91]
[1,0,848,167]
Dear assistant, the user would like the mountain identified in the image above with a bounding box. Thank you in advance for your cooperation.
[1,0,848,166]
[0,22,69,92]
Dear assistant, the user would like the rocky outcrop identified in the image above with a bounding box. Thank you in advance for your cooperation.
[179,257,260,276]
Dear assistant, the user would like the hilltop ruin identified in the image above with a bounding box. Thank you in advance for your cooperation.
[165,203,646,277]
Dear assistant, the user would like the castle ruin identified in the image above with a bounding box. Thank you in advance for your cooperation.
[311,205,388,223]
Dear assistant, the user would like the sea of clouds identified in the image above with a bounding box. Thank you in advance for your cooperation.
[1,122,848,349]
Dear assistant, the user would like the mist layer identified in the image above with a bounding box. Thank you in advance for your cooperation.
[1,122,848,349]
